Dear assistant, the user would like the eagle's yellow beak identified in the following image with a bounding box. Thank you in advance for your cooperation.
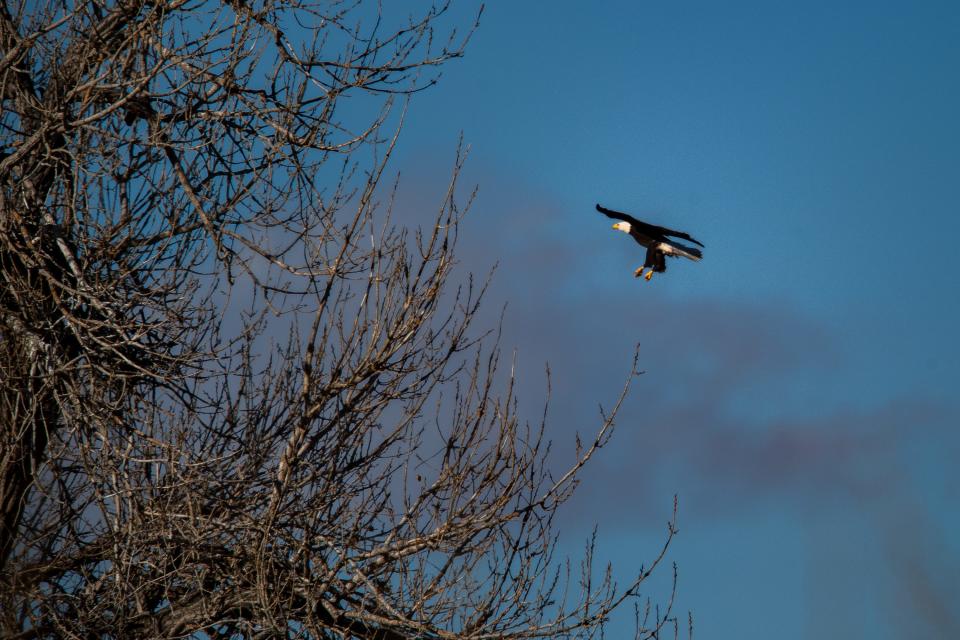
[611,224,618,230]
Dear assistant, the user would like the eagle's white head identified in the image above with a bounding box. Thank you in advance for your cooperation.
[612,221,632,233]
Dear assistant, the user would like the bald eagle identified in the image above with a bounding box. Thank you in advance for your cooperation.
[596,204,704,281]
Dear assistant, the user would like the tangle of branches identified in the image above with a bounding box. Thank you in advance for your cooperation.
[0,1,678,637]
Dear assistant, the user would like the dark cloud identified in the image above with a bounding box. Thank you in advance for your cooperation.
[389,157,960,637]
[389,158,957,525]
[882,499,960,638]
[394,160,951,526]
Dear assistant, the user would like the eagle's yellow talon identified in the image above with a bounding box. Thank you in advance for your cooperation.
[634,268,645,278]
[644,271,653,281]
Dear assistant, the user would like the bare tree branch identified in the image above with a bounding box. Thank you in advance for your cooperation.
[0,1,680,638]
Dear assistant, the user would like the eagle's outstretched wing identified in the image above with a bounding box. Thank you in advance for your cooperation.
[595,203,641,225]
[595,204,704,248]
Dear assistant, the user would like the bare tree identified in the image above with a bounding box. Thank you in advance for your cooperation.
[0,1,678,637]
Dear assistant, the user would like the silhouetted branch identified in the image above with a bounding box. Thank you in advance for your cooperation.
[1,1,678,638]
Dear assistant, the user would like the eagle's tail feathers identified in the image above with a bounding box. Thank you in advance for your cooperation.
[657,241,702,262]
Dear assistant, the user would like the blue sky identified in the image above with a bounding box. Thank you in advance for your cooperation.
[387,2,960,637]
